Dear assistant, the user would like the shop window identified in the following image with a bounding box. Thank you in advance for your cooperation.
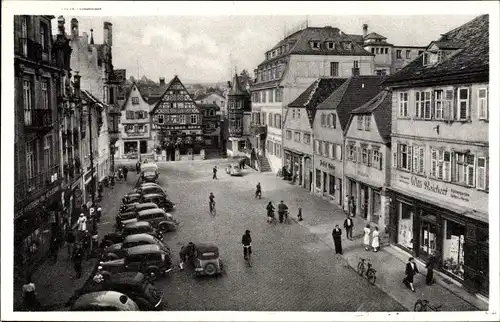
[443,220,465,280]
[323,172,328,192]
[329,174,335,196]
[397,202,414,249]
[372,191,381,218]
[315,169,321,188]
[419,221,437,257]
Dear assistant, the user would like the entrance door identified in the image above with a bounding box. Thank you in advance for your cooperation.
[360,185,369,219]
[140,141,147,154]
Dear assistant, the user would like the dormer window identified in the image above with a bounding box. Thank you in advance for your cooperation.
[311,41,320,49]
[326,42,335,50]
[423,51,439,66]
[343,42,352,50]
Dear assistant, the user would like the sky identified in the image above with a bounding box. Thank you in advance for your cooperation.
[53,14,479,84]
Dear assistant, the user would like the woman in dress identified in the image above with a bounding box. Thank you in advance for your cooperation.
[363,224,371,251]
[372,226,380,252]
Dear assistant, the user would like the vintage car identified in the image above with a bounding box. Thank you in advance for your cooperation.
[101,233,170,261]
[68,272,164,311]
[141,164,159,182]
[181,243,224,277]
[141,193,176,211]
[70,291,140,311]
[99,244,173,280]
[135,186,168,198]
[122,193,141,205]
[103,222,163,247]
[121,208,179,233]
[116,203,159,228]
[225,164,242,176]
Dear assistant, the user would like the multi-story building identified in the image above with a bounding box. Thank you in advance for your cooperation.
[343,89,392,231]
[14,15,67,274]
[150,76,203,161]
[383,15,489,297]
[283,78,347,190]
[351,24,426,75]
[312,76,385,208]
[197,103,221,148]
[117,82,154,158]
[194,92,226,116]
[250,26,375,172]
[226,74,252,157]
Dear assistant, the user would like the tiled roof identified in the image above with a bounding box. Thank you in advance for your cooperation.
[364,32,386,40]
[350,89,392,142]
[81,90,108,109]
[316,76,386,131]
[288,78,348,127]
[120,82,149,110]
[348,34,364,45]
[197,103,220,111]
[384,14,489,86]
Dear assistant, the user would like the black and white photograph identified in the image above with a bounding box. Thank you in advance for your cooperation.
[1,1,499,321]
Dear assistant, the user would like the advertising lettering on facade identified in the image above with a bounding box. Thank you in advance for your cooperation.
[319,160,335,171]
[357,170,369,178]
[397,173,472,203]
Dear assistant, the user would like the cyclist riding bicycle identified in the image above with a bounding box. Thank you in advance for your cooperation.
[242,230,252,260]
[209,192,215,213]
[255,183,262,198]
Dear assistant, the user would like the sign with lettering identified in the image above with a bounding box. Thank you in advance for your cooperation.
[319,160,335,170]
[357,170,369,178]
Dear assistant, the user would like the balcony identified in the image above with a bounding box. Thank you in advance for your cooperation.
[249,123,267,136]
[15,165,60,209]
[18,38,43,62]
[24,109,53,132]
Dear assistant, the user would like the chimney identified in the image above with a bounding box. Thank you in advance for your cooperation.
[103,22,113,47]
[71,18,79,38]
[362,24,368,38]
[159,77,165,86]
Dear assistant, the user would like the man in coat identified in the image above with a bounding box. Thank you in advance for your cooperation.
[343,213,354,240]
[426,252,439,285]
[332,225,343,255]
[403,257,419,292]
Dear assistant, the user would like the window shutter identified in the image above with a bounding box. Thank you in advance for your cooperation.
[467,87,472,121]
[395,144,400,168]
[408,145,412,171]
[430,91,435,119]
[452,88,458,121]
[412,145,418,173]
[419,147,424,174]
[379,152,383,170]
[486,157,489,190]
[450,151,456,182]
[368,149,372,166]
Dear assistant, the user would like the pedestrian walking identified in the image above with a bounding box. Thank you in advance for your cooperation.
[297,207,303,221]
[136,161,141,174]
[212,166,218,180]
[425,252,439,285]
[77,213,87,232]
[332,225,343,255]
[22,276,38,311]
[343,213,354,240]
[372,226,380,252]
[278,200,288,223]
[403,257,419,292]
[266,202,275,223]
[363,224,371,251]
[73,245,84,279]
[350,196,356,217]
[123,166,128,181]
[65,229,75,258]
[48,237,59,263]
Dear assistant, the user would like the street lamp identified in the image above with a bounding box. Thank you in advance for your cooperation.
[108,104,121,174]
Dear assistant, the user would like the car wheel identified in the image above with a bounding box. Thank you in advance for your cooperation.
[102,253,119,261]
[146,267,160,281]
[204,263,217,276]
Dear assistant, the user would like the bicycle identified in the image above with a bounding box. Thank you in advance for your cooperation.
[267,212,277,225]
[255,190,262,199]
[357,258,377,285]
[414,299,442,312]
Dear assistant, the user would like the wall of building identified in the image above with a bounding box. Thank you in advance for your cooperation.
[364,45,393,67]
[283,107,313,155]
[391,47,425,73]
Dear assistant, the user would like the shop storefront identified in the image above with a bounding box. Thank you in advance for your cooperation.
[283,149,306,187]
[313,156,342,205]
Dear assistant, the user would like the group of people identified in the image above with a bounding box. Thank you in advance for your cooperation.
[331,215,380,255]
[266,200,290,223]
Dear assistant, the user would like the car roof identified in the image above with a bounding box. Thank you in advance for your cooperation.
[72,291,137,310]
[196,243,219,252]
[124,221,151,229]
[126,244,161,255]
[123,233,155,243]
[142,193,165,198]
[140,183,161,188]
[134,202,158,209]
[138,208,167,215]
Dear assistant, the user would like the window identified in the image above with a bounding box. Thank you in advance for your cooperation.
[137,125,145,133]
[158,115,164,124]
[371,48,375,54]
[43,135,52,168]
[21,16,28,55]
[373,150,380,168]
[320,113,326,126]
[415,91,431,119]
[328,143,333,158]
[353,60,359,69]
[303,133,311,144]
[322,141,328,157]
[431,149,450,180]
[477,157,488,190]
[396,50,402,59]
[375,48,379,54]
[405,50,411,59]
[314,140,319,154]
[385,48,389,54]
[457,88,469,120]
[26,140,35,181]
[362,148,368,164]
[286,130,292,140]
[399,144,410,171]
[126,111,134,119]
[331,114,336,128]
[357,116,363,130]
[132,97,139,104]
[327,42,335,49]
[399,92,408,117]
[268,113,273,127]
[276,88,282,102]
[294,131,300,142]
[262,90,267,102]
[376,69,387,76]
[23,78,33,125]
[179,115,186,124]
[318,141,323,156]
[326,114,331,127]
[434,90,444,119]
[190,114,198,124]
[41,80,49,109]
[269,89,274,103]
[125,124,134,131]
[297,109,300,118]
[344,42,352,50]
[336,144,342,160]
[412,145,425,175]
[364,115,370,131]
[276,114,282,129]
[292,109,296,119]
[311,41,320,49]
[477,88,488,120]
[455,153,475,186]
[316,169,321,188]
[40,22,48,51]
[330,62,339,77]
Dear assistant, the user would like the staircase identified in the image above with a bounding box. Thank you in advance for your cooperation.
[257,154,272,172]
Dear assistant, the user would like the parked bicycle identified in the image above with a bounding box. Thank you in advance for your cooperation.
[414,299,442,312]
[357,258,377,285]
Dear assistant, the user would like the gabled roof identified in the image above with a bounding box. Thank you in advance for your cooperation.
[316,76,386,131]
[228,73,247,96]
[287,78,348,127]
[384,14,488,86]
[150,76,199,114]
[364,32,387,40]
[121,82,149,110]
[348,89,392,142]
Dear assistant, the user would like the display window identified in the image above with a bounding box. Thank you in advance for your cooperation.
[397,201,414,249]
[329,174,335,196]
[442,220,465,279]
[419,221,437,257]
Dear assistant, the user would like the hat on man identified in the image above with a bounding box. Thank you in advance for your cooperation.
[80,213,84,217]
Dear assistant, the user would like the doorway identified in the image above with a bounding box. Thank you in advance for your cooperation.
[140,141,147,154]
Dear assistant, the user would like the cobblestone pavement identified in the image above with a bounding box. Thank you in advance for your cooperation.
[143,161,406,311]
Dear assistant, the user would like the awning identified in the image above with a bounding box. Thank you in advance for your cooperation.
[389,185,488,224]
[283,147,310,157]
[345,174,384,190]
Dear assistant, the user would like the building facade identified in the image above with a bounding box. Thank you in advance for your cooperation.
[344,89,392,231]
[150,76,203,161]
[117,82,154,158]
[312,76,385,208]
[198,103,221,148]
[195,92,226,117]
[226,74,252,157]
[250,26,376,172]
[384,15,489,297]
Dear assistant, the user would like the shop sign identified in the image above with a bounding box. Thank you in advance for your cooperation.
[398,174,471,203]
[357,170,369,178]
[319,160,335,170]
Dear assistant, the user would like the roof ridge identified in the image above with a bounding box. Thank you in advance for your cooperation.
[303,79,321,107]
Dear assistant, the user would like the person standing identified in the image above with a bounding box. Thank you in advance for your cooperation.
[212,166,218,180]
[277,200,288,224]
[209,192,215,214]
[332,225,343,255]
[403,257,419,292]
[363,224,371,251]
[372,226,380,252]
[65,229,75,259]
[241,230,252,260]
[426,252,439,285]
[266,202,275,223]
[22,276,38,311]
[136,160,141,174]
[255,182,262,198]
[77,213,87,232]
[73,245,83,279]
[297,207,303,221]
[123,166,128,181]
[343,214,354,240]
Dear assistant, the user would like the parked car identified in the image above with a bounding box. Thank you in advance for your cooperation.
[68,272,164,311]
[119,202,140,214]
[181,243,224,277]
[122,193,141,205]
[141,193,176,211]
[226,164,242,176]
[136,182,165,192]
[70,291,140,311]
[121,208,179,233]
[136,186,168,198]
[99,244,173,280]
[102,233,170,261]
[141,164,159,182]
[116,203,159,228]
[103,222,163,247]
